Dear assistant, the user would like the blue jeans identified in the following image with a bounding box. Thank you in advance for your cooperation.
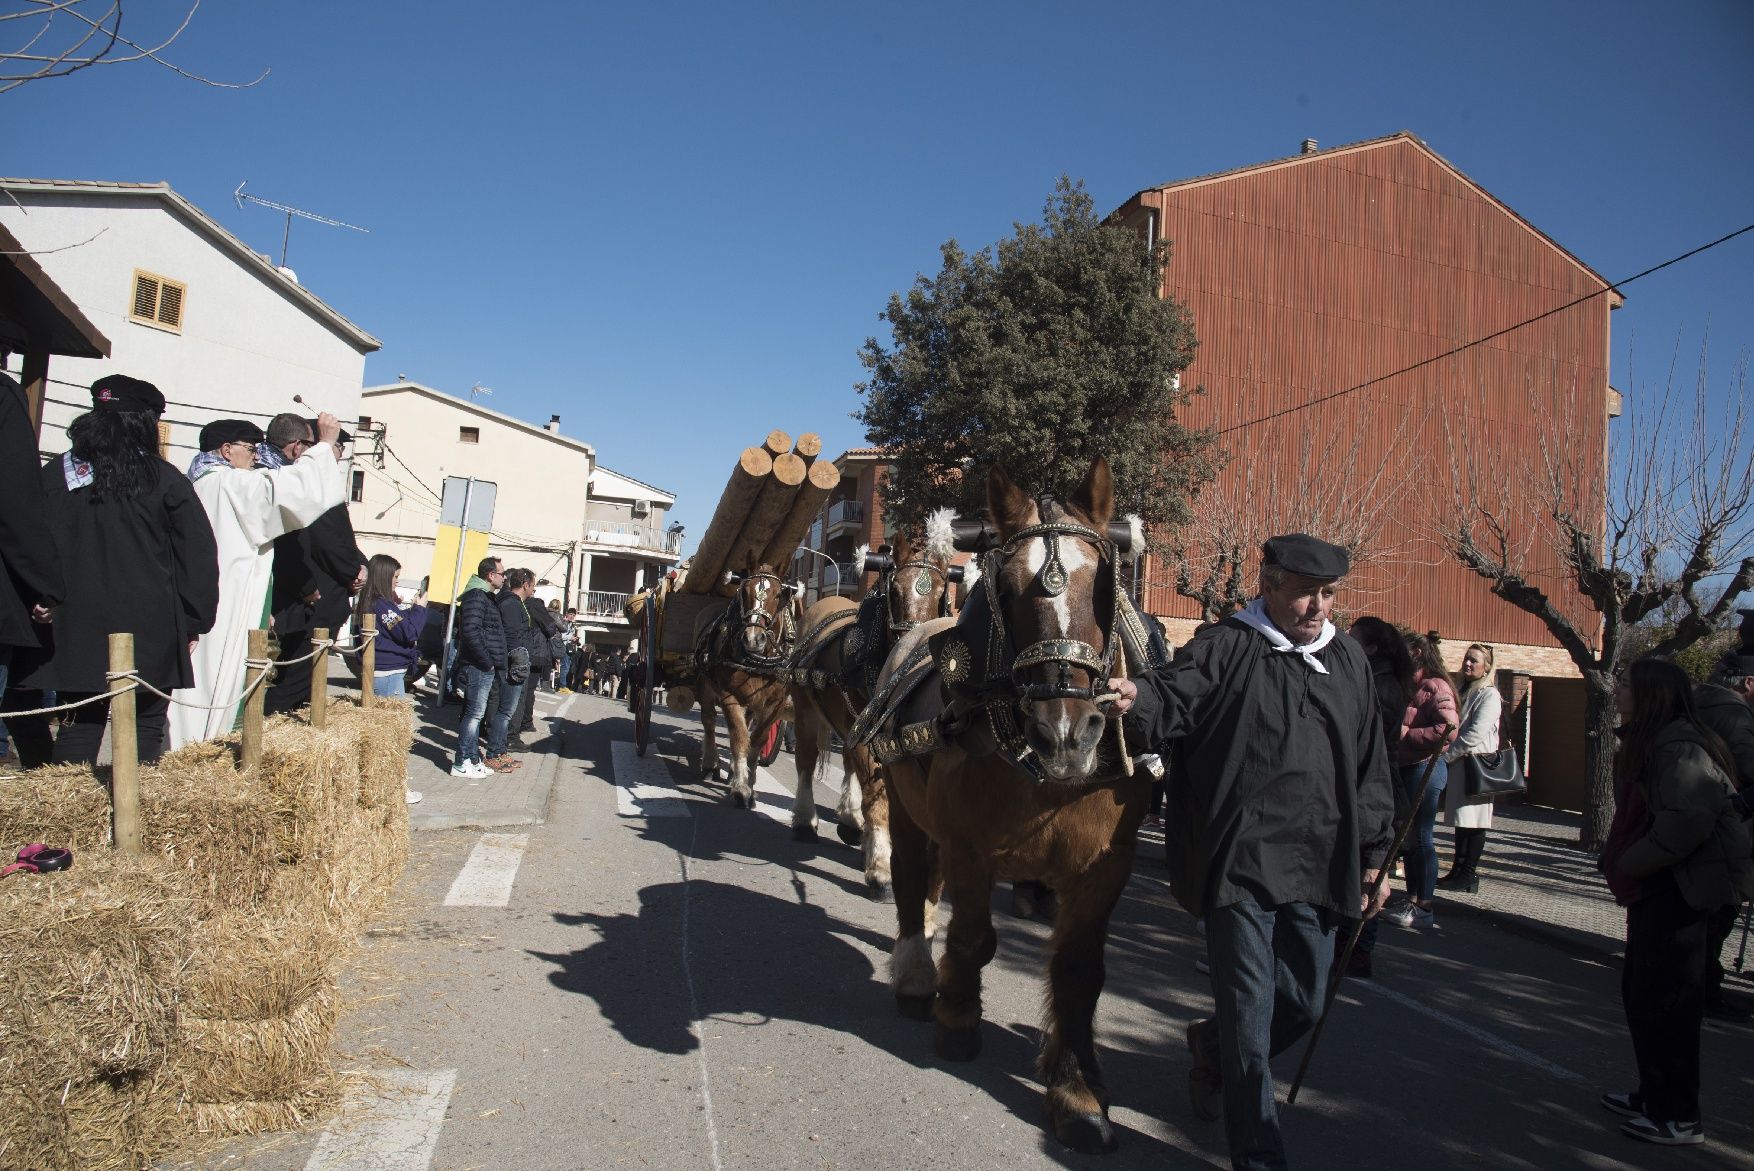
[1204,897,1334,1171]
[454,663,495,766]
[487,673,525,758]
[372,672,407,698]
[1399,761,1445,903]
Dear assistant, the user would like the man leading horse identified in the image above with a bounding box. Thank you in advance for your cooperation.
[1108,534,1395,1171]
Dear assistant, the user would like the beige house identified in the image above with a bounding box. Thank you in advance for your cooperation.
[350,381,678,648]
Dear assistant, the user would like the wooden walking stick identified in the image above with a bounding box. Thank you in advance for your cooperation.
[1286,722,1454,1104]
[242,629,270,771]
[359,613,377,708]
[310,627,330,729]
[108,633,141,854]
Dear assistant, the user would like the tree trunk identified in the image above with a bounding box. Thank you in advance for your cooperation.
[1580,673,1618,852]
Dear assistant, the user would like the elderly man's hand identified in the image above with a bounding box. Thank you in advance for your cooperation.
[315,412,341,447]
[1361,867,1390,917]
[1106,677,1137,715]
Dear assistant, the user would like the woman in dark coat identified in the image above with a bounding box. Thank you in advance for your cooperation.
[6,376,219,765]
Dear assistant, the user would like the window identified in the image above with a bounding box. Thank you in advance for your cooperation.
[129,269,186,332]
[350,470,365,503]
[357,415,372,430]
[459,426,480,444]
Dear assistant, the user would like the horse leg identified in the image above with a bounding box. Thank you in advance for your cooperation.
[844,745,891,899]
[933,849,997,1063]
[723,701,755,808]
[697,685,720,780]
[1038,850,1132,1154]
[923,839,944,939]
[885,767,936,1022]
[790,703,823,842]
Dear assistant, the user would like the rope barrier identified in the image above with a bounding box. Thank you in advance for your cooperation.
[117,664,274,711]
[0,681,140,718]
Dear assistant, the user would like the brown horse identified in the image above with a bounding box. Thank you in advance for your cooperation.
[786,515,966,897]
[694,562,799,808]
[870,457,1150,1154]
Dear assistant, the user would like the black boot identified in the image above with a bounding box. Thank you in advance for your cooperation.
[1438,829,1479,892]
[1461,828,1488,888]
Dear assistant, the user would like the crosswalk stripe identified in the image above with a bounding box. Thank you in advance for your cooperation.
[443,834,528,907]
[303,1068,457,1171]
[612,740,691,817]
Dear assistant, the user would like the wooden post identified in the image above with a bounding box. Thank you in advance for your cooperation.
[242,629,269,771]
[310,627,330,729]
[108,633,141,854]
[359,613,377,708]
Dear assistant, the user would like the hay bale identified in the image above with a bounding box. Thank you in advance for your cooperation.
[173,987,338,1103]
[325,700,415,813]
[0,1072,173,1171]
[174,1081,340,1138]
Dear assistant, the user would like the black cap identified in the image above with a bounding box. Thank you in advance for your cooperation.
[304,417,352,446]
[1718,651,1754,679]
[198,419,265,451]
[1262,534,1350,581]
[90,374,165,416]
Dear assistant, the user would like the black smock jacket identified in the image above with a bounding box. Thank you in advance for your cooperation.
[0,375,65,649]
[1123,619,1394,919]
[269,504,364,638]
[16,455,219,692]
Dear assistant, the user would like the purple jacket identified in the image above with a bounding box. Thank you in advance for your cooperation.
[369,598,429,673]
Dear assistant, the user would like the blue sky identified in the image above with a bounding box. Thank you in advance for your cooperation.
[9,0,1752,546]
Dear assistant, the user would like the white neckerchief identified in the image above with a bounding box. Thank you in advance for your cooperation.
[1233,596,1336,674]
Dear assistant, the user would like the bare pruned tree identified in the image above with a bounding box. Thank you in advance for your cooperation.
[1153,410,1419,622]
[1445,348,1754,850]
[1,0,267,94]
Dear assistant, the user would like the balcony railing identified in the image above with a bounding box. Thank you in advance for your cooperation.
[825,499,863,530]
[581,590,632,619]
[583,524,683,556]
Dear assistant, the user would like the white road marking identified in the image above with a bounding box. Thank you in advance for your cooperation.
[1361,980,1585,1084]
[612,740,690,817]
[303,1068,457,1171]
[677,817,725,1171]
[442,834,528,907]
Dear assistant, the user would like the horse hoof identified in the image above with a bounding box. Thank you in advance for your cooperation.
[792,823,819,842]
[1052,1108,1117,1154]
[865,880,893,903]
[836,822,863,847]
[933,1022,982,1062]
[894,993,935,1021]
[728,790,750,809]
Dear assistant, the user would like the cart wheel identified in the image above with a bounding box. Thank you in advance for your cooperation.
[757,720,783,767]
[634,686,651,757]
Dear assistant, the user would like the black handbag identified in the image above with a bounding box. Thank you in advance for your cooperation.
[1464,746,1526,798]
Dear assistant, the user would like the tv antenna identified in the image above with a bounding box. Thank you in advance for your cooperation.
[233,181,369,269]
[469,383,495,402]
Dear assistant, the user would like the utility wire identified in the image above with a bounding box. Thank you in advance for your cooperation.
[1214,220,1754,437]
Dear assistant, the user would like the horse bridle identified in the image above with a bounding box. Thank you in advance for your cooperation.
[883,560,954,634]
[725,571,798,669]
[985,520,1119,706]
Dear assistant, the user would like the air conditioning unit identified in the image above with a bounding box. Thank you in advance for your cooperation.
[631,499,650,517]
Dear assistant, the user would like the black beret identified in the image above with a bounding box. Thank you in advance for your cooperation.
[303,417,352,446]
[90,374,165,416]
[1718,652,1754,679]
[198,419,265,451]
[1262,533,1349,581]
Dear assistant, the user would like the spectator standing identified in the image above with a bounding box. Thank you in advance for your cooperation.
[1343,615,1418,978]
[602,647,624,697]
[356,554,428,699]
[485,567,536,767]
[451,557,506,778]
[0,372,65,769]
[171,412,344,748]
[6,377,218,765]
[1599,656,1753,1147]
[517,574,561,736]
[266,419,365,715]
[1693,651,1754,1022]
[1109,535,1393,1170]
[556,607,580,692]
[1439,643,1503,893]
[1383,633,1459,928]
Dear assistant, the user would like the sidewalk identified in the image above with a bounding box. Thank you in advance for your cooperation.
[403,685,583,832]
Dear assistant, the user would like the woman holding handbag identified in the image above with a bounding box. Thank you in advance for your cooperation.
[1440,643,1502,892]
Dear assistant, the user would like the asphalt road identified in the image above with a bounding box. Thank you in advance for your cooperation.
[172,690,1754,1171]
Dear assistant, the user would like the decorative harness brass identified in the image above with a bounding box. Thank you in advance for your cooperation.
[697,571,797,677]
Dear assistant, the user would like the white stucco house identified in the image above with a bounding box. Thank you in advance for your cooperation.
[0,178,379,464]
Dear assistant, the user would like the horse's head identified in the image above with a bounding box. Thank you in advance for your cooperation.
[725,561,800,662]
[985,457,1121,783]
[865,512,964,635]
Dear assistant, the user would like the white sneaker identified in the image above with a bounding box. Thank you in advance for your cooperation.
[405,790,424,804]
[450,760,487,779]
[1385,901,1436,929]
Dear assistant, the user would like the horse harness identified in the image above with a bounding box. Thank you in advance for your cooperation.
[695,572,799,679]
[781,559,954,696]
[851,518,1168,785]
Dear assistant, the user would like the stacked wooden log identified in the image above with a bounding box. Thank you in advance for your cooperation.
[680,430,840,597]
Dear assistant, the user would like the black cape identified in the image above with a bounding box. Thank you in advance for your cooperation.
[0,374,65,649]
[1124,618,1394,918]
[16,455,219,692]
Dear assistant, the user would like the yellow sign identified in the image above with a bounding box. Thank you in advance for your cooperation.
[428,524,492,604]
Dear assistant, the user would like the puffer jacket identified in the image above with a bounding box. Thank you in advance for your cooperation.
[1398,672,1460,765]
[1617,719,1754,912]
[456,577,506,672]
[1694,683,1754,791]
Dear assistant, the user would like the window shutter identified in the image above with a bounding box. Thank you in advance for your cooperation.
[132,273,160,320]
[157,421,172,459]
[156,280,184,327]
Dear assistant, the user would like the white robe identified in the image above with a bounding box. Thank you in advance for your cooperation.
[169,445,344,748]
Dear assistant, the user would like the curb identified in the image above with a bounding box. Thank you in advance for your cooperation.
[409,707,570,834]
[1435,893,1623,963]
